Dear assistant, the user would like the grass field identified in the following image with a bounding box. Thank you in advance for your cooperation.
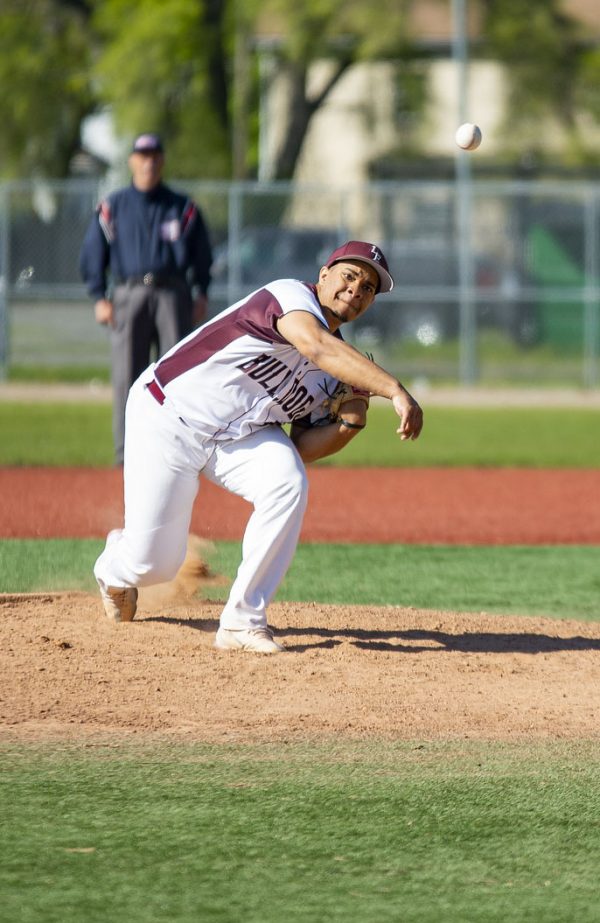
[2,740,600,923]
[1,538,599,621]
[2,399,599,921]
[1,401,599,466]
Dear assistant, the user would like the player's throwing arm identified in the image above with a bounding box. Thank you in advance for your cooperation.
[277,311,423,442]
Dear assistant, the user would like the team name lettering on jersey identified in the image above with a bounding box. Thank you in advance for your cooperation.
[274,378,309,416]
[237,354,313,419]
[239,354,292,392]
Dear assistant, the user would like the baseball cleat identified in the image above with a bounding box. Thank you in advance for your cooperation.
[214,626,285,653]
[98,584,138,622]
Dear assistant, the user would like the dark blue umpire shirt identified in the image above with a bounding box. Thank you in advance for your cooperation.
[79,182,213,301]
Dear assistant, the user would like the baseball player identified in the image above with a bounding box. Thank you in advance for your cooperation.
[79,132,213,465]
[94,240,423,653]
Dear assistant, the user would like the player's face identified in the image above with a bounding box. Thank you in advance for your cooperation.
[317,260,379,327]
[129,151,164,191]
[317,260,378,328]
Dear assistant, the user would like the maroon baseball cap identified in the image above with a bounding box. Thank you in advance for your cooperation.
[131,132,164,154]
[324,240,394,293]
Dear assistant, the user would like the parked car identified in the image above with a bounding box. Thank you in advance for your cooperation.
[358,238,540,348]
[212,224,540,348]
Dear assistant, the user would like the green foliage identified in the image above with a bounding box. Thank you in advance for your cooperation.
[92,0,232,178]
[0,0,93,178]
[258,0,417,177]
[2,741,600,922]
[575,47,600,122]
[86,0,419,181]
[482,0,595,162]
[3,0,600,180]
[262,0,411,63]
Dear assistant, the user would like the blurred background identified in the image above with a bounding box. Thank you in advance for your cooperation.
[1,0,599,390]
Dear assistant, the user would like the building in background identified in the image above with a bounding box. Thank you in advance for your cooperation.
[259,0,600,187]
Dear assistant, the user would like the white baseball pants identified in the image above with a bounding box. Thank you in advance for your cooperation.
[94,374,309,629]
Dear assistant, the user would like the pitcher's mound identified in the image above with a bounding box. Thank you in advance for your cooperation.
[2,589,599,744]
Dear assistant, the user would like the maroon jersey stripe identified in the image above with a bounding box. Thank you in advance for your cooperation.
[156,288,290,386]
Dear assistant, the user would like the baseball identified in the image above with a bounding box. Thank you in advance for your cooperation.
[455,123,482,151]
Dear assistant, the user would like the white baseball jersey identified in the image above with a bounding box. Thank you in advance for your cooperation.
[151,278,341,440]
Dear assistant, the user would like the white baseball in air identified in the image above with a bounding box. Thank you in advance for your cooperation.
[455,122,482,151]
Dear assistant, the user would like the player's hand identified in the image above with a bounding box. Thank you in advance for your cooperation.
[392,390,423,441]
[94,298,114,327]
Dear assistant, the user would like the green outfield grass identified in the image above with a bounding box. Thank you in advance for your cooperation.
[0,401,599,466]
[8,365,111,384]
[0,403,114,466]
[2,740,600,923]
[1,539,598,622]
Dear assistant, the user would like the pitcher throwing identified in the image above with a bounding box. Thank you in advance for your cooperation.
[94,241,423,652]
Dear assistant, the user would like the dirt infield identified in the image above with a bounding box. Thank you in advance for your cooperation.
[1,465,600,744]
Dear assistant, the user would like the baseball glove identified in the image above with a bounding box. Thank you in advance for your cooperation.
[317,380,370,424]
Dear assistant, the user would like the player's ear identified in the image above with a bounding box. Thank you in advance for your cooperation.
[318,265,329,284]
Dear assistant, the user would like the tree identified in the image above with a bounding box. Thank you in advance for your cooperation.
[91,0,238,179]
[91,0,418,180]
[480,0,600,167]
[4,0,598,182]
[0,0,94,178]
[253,0,416,179]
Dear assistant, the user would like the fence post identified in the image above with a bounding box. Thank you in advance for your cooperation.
[455,166,478,384]
[452,0,478,385]
[227,181,243,305]
[583,188,599,389]
[0,181,9,380]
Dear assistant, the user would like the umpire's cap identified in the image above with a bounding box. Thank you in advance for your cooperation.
[325,241,394,293]
[131,132,164,154]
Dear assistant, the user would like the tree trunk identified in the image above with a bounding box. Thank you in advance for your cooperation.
[271,57,352,180]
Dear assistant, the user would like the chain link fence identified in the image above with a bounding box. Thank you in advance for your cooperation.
[1,177,599,388]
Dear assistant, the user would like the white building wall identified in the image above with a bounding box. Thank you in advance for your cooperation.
[266,55,510,208]
[425,59,506,155]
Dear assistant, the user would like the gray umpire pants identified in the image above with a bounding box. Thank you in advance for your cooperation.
[110,278,193,464]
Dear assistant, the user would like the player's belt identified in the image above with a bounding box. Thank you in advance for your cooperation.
[146,379,166,405]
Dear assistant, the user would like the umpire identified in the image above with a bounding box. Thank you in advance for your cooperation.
[79,132,213,464]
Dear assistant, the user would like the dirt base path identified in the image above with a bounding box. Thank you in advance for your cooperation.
[1,465,600,744]
[2,466,600,543]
